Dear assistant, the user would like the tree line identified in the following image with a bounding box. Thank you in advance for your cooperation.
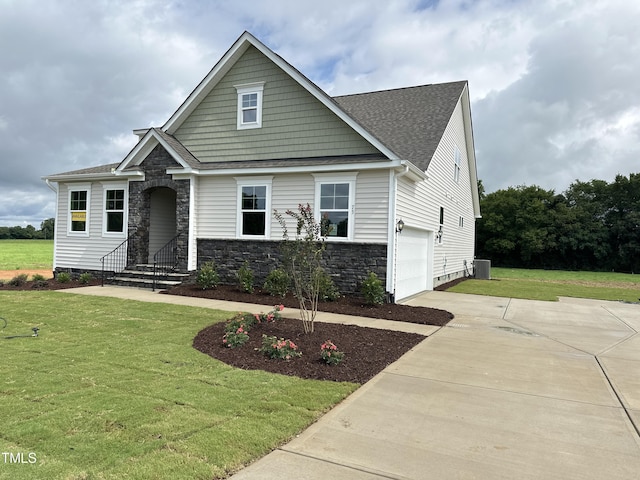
[0,218,55,240]
[476,173,640,273]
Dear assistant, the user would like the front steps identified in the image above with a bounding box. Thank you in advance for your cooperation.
[108,264,190,290]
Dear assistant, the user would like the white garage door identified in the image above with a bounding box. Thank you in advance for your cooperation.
[396,227,432,301]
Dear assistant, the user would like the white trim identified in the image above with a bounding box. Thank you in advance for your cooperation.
[169,160,416,179]
[454,145,461,183]
[67,183,91,237]
[188,176,197,270]
[101,182,128,238]
[312,173,357,241]
[235,176,273,239]
[115,129,194,174]
[235,82,264,130]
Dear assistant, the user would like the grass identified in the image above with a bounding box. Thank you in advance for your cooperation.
[0,292,357,479]
[448,267,640,302]
[0,240,53,270]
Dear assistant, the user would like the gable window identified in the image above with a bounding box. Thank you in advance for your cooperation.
[313,173,357,240]
[68,186,90,235]
[235,82,265,129]
[104,188,125,234]
[454,146,462,183]
[236,177,272,238]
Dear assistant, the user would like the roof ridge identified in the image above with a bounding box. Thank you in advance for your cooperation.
[332,80,467,99]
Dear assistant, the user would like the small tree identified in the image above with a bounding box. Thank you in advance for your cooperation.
[274,204,327,334]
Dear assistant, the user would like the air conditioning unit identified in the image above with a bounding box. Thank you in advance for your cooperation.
[474,259,491,280]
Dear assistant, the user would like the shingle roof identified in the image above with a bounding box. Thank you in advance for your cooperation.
[43,162,120,179]
[333,81,467,171]
[45,81,467,179]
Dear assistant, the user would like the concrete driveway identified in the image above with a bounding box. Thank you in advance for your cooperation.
[230,292,640,479]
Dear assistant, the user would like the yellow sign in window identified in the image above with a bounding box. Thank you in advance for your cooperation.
[71,211,86,222]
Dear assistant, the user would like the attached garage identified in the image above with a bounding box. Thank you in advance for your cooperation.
[395,226,433,301]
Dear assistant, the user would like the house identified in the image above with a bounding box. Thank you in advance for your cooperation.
[43,31,481,301]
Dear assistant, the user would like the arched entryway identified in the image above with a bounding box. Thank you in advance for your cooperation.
[148,187,177,263]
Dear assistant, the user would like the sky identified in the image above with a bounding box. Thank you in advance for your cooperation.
[1,0,639,227]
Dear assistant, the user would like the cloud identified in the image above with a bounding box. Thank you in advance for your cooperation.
[0,0,639,226]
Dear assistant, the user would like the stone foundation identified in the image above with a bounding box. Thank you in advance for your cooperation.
[197,239,387,294]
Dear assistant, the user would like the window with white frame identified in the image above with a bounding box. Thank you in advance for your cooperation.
[104,188,125,234]
[454,146,462,183]
[69,187,89,234]
[236,177,272,237]
[235,82,265,129]
[313,174,356,240]
[459,215,464,228]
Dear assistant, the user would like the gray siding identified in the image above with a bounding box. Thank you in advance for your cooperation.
[174,46,381,161]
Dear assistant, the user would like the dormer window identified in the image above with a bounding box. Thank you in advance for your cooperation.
[235,82,265,129]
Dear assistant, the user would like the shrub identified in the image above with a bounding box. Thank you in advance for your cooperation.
[361,271,385,306]
[317,268,340,302]
[236,261,254,293]
[274,204,328,333]
[252,304,285,324]
[260,335,302,360]
[31,274,46,282]
[222,326,249,348]
[56,272,71,283]
[320,340,345,366]
[196,261,219,290]
[263,268,290,297]
[79,272,93,285]
[7,274,29,287]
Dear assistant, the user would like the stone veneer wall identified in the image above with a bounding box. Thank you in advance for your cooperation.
[197,239,387,294]
[127,145,190,270]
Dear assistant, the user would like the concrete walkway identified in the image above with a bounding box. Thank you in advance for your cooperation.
[63,287,640,479]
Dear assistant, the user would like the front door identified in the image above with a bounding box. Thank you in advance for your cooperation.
[148,187,177,263]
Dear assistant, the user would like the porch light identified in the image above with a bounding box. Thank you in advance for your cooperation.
[396,219,405,233]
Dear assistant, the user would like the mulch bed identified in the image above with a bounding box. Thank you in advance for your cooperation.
[193,317,427,384]
[176,282,455,383]
[3,276,461,384]
[163,284,454,326]
[0,278,102,290]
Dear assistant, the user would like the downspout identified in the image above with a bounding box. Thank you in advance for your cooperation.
[44,179,59,272]
[386,163,410,302]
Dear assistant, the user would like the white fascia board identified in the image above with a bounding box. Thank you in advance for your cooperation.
[171,160,402,179]
[42,171,118,182]
[116,129,193,174]
[169,159,426,180]
[461,85,481,218]
[163,33,252,134]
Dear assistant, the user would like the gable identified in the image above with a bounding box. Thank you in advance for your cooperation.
[172,45,383,162]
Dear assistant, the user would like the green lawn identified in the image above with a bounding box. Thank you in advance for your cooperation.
[0,240,53,270]
[0,292,357,479]
[448,267,640,302]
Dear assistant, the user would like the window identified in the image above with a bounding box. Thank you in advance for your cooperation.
[459,216,464,228]
[313,173,356,240]
[454,146,462,183]
[236,177,272,238]
[69,188,89,234]
[235,82,265,129]
[105,189,125,234]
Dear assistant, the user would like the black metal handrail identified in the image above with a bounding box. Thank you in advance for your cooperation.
[101,235,133,286]
[152,232,181,291]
